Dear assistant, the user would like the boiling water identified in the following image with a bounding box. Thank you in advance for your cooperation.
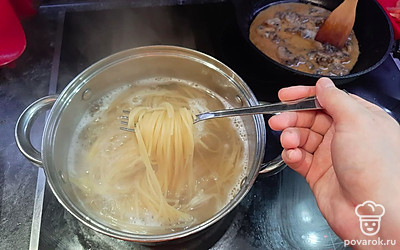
[68,79,249,234]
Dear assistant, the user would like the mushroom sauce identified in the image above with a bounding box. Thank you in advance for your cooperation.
[249,3,360,76]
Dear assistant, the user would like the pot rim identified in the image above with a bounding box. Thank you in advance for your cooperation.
[41,45,267,242]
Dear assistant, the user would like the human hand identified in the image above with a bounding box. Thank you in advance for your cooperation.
[268,78,400,246]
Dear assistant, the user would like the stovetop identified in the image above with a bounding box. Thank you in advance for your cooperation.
[33,2,400,249]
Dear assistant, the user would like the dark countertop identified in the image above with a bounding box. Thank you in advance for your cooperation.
[0,9,58,249]
[1,1,399,249]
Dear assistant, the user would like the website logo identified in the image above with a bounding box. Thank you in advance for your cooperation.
[355,200,385,236]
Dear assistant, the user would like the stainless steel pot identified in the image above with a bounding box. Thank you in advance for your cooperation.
[15,45,285,243]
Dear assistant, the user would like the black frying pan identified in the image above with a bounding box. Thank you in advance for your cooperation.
[231,0,395,85]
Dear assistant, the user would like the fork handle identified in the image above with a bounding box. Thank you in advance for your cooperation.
[196,96,323,122]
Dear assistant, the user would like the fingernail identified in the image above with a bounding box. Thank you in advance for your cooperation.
[287,149,293,160]
[318,77,335,89]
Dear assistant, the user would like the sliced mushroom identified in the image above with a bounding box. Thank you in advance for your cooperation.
[265,17,282,30]
[343,40,353,53]
[277,46,298,66]
[315,52,333,67]
[329,63,349,76]
[298,56,306,64]
[284,12,302,26]
[335,51,350,63]
[301,29,316,39]
[264,27,276,33]
[309,7,325,15]
[314,69,323,75]
[271,33,280,43]
[257,25,276,37]
[311,16,326,27]
[275,11,285,20]
[284,26,307,36]
[322,43,338,54]
[307,50,317,60]
[306,61,315,70]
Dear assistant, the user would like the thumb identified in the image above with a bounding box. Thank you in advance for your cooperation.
[316,77,363,124]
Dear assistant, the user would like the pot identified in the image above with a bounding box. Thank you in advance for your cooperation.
[232,0,395,85]
[15,46,285,243]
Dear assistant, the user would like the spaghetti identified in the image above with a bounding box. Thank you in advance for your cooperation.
[69,81,247,234]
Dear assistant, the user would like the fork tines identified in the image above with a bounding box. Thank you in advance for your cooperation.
[120,110,134,132]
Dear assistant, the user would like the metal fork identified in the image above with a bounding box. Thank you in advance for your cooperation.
[120,96,322,132]
[120,110,134,132]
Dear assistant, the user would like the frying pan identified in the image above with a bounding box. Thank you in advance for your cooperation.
[231,0,395,85]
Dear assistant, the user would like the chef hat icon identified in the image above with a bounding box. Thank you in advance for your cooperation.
[355,201,385,236]
[355,200,385,218]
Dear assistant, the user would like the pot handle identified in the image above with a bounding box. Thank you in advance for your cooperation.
[257,101,286,176]
[15,95,58,167]
[259,155,286,176]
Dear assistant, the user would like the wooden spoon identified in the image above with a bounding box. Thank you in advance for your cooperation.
[315,0,358,48]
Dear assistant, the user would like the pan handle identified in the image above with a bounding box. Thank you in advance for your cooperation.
[393,40,400,59]
[15,95,58,167]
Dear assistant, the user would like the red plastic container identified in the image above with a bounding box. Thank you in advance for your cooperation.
[377,0,400,40]
[0,0,26,67]
[0,0,37,67]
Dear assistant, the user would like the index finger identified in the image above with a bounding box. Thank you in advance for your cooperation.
[278,86,316,101]
[268,110,332,135]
